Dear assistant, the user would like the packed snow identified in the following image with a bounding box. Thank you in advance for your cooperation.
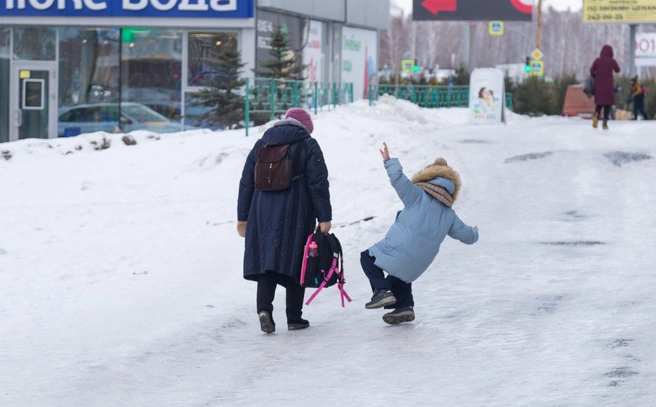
[1,97,655,406]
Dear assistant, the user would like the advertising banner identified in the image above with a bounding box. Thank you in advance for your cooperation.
[636,32,656,67]
[0,0,254,18]
[469,68,505,124]
[583,0,656,24]
[341,26,378,100]
[303,20,324,85]
[413,0,533,22]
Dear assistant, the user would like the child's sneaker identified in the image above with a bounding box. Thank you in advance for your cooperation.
[382,307,415,325]
[365,289,396,309]
[258,311,275,334]
[288,318,310,331]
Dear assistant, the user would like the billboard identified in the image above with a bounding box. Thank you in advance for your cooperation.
[469,68,505,125]
[302,20,326,85]
[583,0,656,24]
[636,33,656,67]
[413,0,533,21]
[0,0,254,18]
[341,27,378,100]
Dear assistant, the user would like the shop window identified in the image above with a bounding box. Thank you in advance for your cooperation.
[122,28,182,133]
[58,28,120,136]
[187,32,239,87]
[13,27,56,61]
[1,28,10,143]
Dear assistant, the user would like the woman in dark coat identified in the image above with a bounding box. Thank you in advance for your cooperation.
[590,45,621,130]
[237,108,332,334]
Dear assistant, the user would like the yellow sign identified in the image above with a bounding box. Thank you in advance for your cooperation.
[489,21,504,36]
[583,0,656,24]
[530,61,544,76]
[401,59,414,72]
[19,70,30,79]
[531,48,544,60]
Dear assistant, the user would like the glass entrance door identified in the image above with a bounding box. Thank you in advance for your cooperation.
[10,63,57,141]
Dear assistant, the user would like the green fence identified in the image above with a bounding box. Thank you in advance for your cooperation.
[368,84,513,111]
[245,78,354,136]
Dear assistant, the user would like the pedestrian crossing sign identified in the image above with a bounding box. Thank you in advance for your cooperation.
[489,21,504,36]
[530,60,545,76]
[402,59,414,72]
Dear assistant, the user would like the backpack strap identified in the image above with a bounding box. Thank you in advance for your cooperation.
[304,257,338,306]
[331,236,351,307]
[299,233,314,286]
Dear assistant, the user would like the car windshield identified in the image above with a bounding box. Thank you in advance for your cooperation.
[122,104,169,123]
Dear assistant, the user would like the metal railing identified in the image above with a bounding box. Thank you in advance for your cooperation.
[245,78,354,137]
[369,84,514,111]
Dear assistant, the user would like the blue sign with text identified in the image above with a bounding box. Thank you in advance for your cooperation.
[0,0,253,18]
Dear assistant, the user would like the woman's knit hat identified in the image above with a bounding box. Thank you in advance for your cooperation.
[284,108,314,134]
[411,158,462,206]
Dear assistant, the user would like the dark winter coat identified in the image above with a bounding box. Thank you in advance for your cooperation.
[238,119,331,283]
[590,45,620,106]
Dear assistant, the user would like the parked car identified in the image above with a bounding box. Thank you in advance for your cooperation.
[189,70,228,87]
[58,102,182,137]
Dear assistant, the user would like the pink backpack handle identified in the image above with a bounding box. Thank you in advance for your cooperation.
[300,233,314,286]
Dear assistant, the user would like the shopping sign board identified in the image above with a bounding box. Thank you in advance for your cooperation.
[0,0,254,18]
[583,0,656,23]
[636,33,656,67]
[413,0,533,21]
[470,68,506,124]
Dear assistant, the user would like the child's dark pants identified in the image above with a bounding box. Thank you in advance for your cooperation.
[360,251,414,309]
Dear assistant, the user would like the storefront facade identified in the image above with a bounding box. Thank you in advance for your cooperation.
[0,0,387,143]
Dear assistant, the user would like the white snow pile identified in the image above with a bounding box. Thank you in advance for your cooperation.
[1,98,655,407]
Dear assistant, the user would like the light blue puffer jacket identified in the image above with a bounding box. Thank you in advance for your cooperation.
[368,158,478,283]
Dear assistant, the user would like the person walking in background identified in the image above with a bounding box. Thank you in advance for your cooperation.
[629,76,650,121]
[360,143,479,325]
[589,45,621,130]
[237,108,332,334]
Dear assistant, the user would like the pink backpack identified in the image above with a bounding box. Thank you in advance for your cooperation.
[300,230,351,307]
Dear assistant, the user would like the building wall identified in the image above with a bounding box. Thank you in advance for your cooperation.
[347,0,389,30]
[257,0,389,29]
[257,0,345,22]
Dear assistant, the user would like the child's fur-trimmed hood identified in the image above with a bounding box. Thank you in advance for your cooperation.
[411,159,461,202]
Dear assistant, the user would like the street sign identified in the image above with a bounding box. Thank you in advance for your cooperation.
[401,59,415,72]
[413,0,533,21]
[530,60,544,76]
[489,21,504,36]
[531,48,544,60]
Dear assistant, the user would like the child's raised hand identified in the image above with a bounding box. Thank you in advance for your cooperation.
[380,142,390,162]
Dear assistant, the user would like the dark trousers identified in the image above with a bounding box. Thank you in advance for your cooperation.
[633,95,649,120]
[595,104,611,121]
[360,251,414,309]
[256,271,305,322]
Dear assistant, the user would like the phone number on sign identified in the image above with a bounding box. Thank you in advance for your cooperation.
[585,13,625,20]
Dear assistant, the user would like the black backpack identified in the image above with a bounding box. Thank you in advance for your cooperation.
[301,230,351,307]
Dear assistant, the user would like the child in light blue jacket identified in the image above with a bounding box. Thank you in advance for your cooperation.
[362,143,479,325]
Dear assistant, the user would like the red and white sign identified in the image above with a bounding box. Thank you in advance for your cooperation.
[635,33,656,67]
[636,33,656,58]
